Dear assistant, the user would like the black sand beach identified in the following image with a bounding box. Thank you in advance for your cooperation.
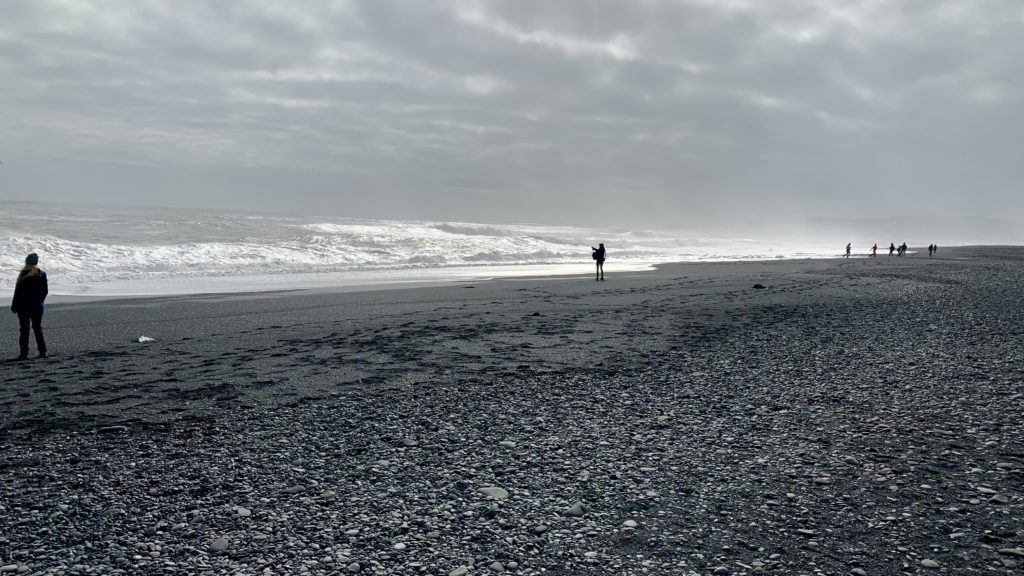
[1,247,1022,575]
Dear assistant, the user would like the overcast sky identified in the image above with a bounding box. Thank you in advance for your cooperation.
[1,0,1022,231]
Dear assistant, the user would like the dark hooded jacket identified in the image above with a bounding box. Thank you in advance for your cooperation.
[11,267,48,313]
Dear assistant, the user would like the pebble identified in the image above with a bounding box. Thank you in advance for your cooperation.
[0,567,17,574]
[563,502,585,517]
[499,440,517,448]
[208,537,229,553]
[478,486,509,500]
[346,562,361,573]
[920,559,939,568]
[623,519,638,528]
[850,569,867,576]
[713,567,730,575]
[234,506,251,517]
[489,561,505,572]
[999,548,1024,557]
[284,485,306,494]
[449,567,468,576]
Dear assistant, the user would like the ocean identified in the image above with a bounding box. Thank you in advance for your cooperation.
[0,202,830,296]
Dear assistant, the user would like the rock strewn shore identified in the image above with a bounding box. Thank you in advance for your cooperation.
[1,248,1023,575]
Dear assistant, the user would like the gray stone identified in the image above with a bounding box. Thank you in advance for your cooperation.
[563,502,585,517]
[284,485,306,494]
[347,562,361,573]
[999,548,1024,558]
[713,567,730,576]
[478,486,509,500]
[850,569,867,576]
[234,507,251,517]
[208,537,229,553]
[449,567,469,576]
[489,561,505,572]
[920,559,939,568]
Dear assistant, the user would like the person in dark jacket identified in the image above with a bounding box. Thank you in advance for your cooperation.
[11,253,48,360]
[591,243,606,281]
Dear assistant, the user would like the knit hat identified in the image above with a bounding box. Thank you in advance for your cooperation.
[25,253,38,266]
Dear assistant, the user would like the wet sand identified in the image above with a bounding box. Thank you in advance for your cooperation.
[1,247,1022,575]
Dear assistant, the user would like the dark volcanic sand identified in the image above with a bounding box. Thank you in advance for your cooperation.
[1,247,1022,575]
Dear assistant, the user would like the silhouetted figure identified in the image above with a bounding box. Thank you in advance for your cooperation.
[933,244,938,254]
[928,244,934,257]
[900,242,907,256]
[889,243,895,257]
[591,243,606,281]
[11,253,48,360]
[845,243,851,258]
[871,243,878,257]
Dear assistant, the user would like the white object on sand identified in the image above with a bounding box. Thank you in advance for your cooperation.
[137,336,155,343]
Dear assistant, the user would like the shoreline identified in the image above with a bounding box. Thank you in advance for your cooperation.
[38,242,995,304]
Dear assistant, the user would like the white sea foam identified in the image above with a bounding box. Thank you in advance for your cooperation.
[0,203,834,296]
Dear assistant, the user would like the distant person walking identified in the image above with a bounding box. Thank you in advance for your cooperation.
[889,243,895,257]
[11,253,48,360]
[928,244,934,257]
[871,243,878,257]
[899,242,907,256]
[845,243,851,258]
[591,243,606,281]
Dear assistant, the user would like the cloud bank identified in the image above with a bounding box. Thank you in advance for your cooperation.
[1,0,1022,230]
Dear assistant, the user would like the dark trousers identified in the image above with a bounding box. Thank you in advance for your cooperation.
[18,308,45,357]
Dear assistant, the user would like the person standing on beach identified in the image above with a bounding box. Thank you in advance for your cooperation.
[889,243,896,257]
[871,243,878,257]
[591,243,606,281]
[845,243,851,258]
[10,253,48,360]
[928,244,934,257]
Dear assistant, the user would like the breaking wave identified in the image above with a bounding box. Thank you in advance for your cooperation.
[0,203,827,294]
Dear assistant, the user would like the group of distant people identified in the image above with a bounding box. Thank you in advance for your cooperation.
[844,242,935,258]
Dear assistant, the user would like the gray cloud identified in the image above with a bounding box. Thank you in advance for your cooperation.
[1,0,1022,233]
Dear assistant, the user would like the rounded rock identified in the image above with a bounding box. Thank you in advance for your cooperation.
[478,486,509,500]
